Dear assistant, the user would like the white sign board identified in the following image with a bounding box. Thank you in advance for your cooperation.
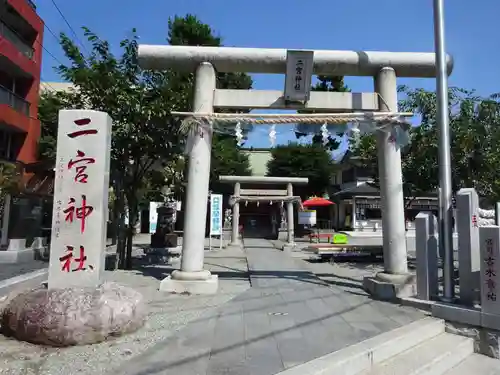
[210,194,223,236]
[298,210,317,226]
[479,226,500,313]
[284,50,314,102]
[149,202,161,234]
[48,110,112,290]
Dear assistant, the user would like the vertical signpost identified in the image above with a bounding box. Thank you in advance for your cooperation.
[479,227,500,318]
[284,50,314,103]
[48,110,112,290]
[456,188,481,305]
[149,201,160,234]
[210,194,223,250]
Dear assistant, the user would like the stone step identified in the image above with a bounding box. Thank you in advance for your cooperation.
[275,317,445,375]
[442,353,500,374]
[360,332,473,375]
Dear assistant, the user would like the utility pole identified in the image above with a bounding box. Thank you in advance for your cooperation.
[433,0,455,300]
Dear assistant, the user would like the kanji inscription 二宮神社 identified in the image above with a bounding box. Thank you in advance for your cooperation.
[48,110,112,289]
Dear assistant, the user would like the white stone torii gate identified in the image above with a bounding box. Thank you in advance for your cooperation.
[138,45,453,297]
[219,175,309,248]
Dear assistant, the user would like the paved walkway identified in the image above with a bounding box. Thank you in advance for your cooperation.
[117,238,427,375]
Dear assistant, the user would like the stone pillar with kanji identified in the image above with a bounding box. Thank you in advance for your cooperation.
[47,110,112,290]
[456,188,481,305]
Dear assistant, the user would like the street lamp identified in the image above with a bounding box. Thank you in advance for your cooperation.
[433,0,455,301]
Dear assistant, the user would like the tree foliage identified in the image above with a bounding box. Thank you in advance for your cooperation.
[37,90,84,161]
[210,134,251,193]
[349,86,500,204]
[266,143,334,196]
[0,161,22,219]
[47,26,190,268]
[38,15,253,268]
[166,14,253,191]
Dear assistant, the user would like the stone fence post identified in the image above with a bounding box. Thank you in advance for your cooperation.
[456,188,480,306]
[479,226,500,327]
[415,212,439,300]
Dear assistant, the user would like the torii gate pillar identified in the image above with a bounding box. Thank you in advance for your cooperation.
[362,67,416,299]
[159,62,219,295]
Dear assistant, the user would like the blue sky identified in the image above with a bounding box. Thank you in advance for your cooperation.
[37,0,499,151]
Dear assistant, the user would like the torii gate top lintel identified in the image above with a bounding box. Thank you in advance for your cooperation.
[138,45,453,78]
[219,175,309,185]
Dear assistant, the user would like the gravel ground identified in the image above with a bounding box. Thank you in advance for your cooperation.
[0,246,250,375]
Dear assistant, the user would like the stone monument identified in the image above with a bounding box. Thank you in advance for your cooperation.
[479,226,500,329]
[151,204,178,248]
[0,110,145,347]
[47,110,111,289]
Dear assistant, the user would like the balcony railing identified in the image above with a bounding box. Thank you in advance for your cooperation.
[0,85,30,116]
[0,21,34,59]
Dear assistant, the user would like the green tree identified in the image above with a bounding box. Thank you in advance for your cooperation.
[349,86,500,204]
[266,143,334,196]
[37,90,84,161]
[210,134,251,193]
[53,27,187,269]
[40,15,253,269]
[296,76,350,150]
[167,14,253,191]
[168,14,253,134]
[0,161,21,221]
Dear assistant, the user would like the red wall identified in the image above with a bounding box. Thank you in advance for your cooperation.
[6,0,43,34]
[0,0,44,165]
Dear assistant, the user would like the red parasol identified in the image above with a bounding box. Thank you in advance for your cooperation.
[302,197,334,207]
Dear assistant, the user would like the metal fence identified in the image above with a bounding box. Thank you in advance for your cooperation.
[0,85,30,115]
[0,20,34,59]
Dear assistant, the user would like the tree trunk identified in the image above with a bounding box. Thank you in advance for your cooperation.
[0,190,6,220]
[111,200,118,246]
[114,187,127,270]
[124,198,138,270]
[125,226,134,270]
[116,214,127,269]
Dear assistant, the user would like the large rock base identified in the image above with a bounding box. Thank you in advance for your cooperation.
[0,282,146,347]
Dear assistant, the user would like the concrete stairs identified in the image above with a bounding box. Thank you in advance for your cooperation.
[277,317,500,375]
[443,354,500,374]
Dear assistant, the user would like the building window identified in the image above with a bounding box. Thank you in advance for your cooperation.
[356,167,373,179]
[342,168,355,183]
[0,130,12,160]
[364,208,382,220]
[0,130,21,161]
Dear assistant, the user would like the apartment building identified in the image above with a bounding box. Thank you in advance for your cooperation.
[0,0,46,255]
[0,0,43,165]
